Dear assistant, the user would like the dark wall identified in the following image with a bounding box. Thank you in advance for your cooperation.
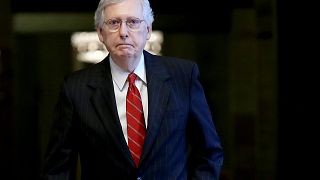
[12,0,231,34]
[13,33,73,179]
[277,0,316,179]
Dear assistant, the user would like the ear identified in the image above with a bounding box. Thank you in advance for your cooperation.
[96,27,104,43]
[146,25,152,40]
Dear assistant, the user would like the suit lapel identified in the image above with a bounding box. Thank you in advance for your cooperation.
[140,51,171,163]
[88,58,134,166]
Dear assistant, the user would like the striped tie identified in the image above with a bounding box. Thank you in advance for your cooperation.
[126,73,146,167]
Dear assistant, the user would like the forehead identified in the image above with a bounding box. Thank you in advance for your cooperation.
[104,0,143,18]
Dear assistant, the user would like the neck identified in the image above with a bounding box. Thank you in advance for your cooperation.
[111,55,140,72]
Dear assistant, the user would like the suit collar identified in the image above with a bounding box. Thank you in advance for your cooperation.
[109,53,147,91]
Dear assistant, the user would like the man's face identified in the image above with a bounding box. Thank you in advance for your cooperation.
[97,0,151,61]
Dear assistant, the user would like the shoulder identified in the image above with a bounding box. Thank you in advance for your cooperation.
[65,58,108,83]
[61,58,109,91]
[144,51,198,74]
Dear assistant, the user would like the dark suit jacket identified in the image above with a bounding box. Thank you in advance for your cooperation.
[43,51,223,180]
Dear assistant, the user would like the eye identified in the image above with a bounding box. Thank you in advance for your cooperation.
[107,19,120,26]
[127,18,140,25]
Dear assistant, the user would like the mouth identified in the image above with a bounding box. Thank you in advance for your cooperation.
[117,44,133,48]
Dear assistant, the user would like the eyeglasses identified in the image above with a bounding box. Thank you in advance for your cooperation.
[104,17,145,32]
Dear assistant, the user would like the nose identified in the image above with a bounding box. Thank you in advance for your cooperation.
[119,21,129,38]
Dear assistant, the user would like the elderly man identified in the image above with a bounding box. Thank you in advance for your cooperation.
[42,0,223,179]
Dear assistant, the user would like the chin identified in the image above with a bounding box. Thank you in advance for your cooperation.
[116,52,134,59]
[119,50,136,56]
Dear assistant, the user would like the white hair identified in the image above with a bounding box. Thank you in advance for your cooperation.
[94,0,154,28]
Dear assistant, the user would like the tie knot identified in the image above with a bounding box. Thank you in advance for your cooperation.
[128,73,137,85]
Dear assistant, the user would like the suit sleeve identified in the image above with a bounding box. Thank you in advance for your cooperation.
[41,78,79,180]
[187,64,224,180]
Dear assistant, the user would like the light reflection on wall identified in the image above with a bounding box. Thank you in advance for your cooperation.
[71,31,163,64]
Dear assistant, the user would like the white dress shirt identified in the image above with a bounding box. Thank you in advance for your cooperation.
[109,55,148,144]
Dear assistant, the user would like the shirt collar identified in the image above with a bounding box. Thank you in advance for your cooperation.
[109,54,147,91]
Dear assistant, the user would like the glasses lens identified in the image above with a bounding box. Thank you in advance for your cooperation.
[106,19,120,31]
[105,18,144,32]
[127,18,142,30]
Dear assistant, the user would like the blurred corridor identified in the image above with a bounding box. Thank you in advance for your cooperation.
[1,0,314,179]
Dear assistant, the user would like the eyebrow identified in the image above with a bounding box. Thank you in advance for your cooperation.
[106,16,141,20]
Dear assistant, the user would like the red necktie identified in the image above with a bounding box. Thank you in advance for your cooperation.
[126,73,146,167]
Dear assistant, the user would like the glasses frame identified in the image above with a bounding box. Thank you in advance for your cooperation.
[103,17,145,32]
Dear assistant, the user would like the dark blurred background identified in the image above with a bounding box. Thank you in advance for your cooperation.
[0,0,315,179]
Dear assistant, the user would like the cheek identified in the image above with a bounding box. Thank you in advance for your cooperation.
[104,36,116,46]
[134,33,148,45]
[105,40,114,52]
